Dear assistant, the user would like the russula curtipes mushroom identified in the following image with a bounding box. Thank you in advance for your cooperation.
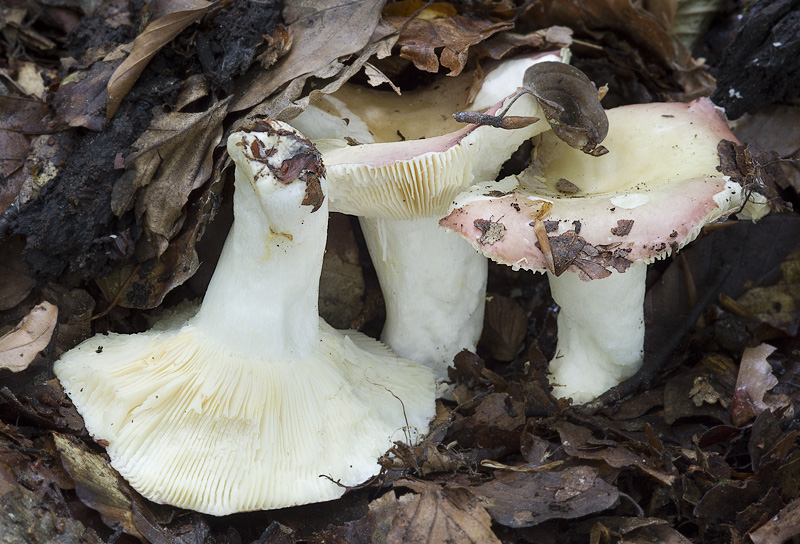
[290,51,564,380]
[441,98,764,403]
[54,121,436,515]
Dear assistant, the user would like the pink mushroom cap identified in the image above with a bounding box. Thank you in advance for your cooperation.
[440,98,745,277]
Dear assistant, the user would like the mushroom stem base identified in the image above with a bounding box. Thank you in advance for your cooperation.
[360,216,487,381]
[546,265,646,404]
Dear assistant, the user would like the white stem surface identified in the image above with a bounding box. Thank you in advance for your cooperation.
[546,264,646,404]
[360,216,487,380]
[195,147,325,359]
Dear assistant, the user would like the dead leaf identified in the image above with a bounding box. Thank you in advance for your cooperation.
[730,344,783,426]
[481,294,527,362]
[54,433,147,540]
[231,0,385,113]
[99,153,225,309]
[472,466,620,528]
[118,98,229,258]
[523,62,609,156]
[384,1,513,76]
[526,0,714,102]
[388,486,500,544]
[0,237,35,311]
[0,450,101,543]
[53,44,127,131]
[106,0,214,122]
[553,421,676,485]
[0,301,58,372]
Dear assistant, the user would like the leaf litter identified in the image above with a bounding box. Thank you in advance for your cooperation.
[1,0,800,543]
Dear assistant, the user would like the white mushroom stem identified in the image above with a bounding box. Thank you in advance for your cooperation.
[360,216,487,380]
[546,264,646,404]
[194,146,324,359]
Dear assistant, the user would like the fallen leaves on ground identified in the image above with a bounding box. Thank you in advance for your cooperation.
[0,0,799,542]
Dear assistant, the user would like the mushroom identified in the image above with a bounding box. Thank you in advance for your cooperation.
[290,51,563,380]
[440,98,759,403]
[54,121,436,515]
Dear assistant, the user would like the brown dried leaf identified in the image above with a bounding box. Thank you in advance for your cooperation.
[53,44,126,131]
[99,155,224,309]
[526,0,714,102]
[0,238,35,311]
[553,421,676,485]
[387,486,500,544]
[735,251,800,337]
[106,0,214,122]
[231,0,385,113]
[473,26,573,61]
[472,466,620,528]
[730,344,779,426]
[54,433,147,540]
[384,1,513,76]
[117,98,229,258]
[523,62,609,156]
[0,301,58,372]
[481,294,526,362]
[0,446,101,543]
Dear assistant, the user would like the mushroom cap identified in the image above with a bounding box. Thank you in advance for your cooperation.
[290,51,564,219]
[55,319,434,516]
[440,98,745,276]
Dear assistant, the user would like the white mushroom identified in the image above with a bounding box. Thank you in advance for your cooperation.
[291,52,564,380]
[441,99,760,403]
[54,121,436,515]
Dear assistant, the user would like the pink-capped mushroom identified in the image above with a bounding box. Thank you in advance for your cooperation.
[441,98,766,403]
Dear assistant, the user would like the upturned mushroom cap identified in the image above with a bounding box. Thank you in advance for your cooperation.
[54,121,436,515]
[290,51,564,219]
[440,98,747,276]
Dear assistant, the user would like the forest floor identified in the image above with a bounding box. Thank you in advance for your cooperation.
[1,0,800,543]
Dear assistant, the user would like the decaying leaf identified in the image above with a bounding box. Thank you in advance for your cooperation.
[118,98,229,258]
[481,294,527,362]
[749,497,800,544]
[53,43,128,131]
[388,484,501,544]
[473,466,620,528]
[54,432,146,540]
[106,0,214,122]
[553,421,676,485]
[231,0,386,113]
[730,344,792,426]
[526,0,715,102]
[735,249,800,337]
[0,301,58,372]
[383,1,513,77]
[523,62,609,156]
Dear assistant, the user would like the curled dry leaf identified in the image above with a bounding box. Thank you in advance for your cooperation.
[730,344,791,427]
[53,44,128,131]
[0,301,58,372]
[231,0,386,113]
[116,98,229,259]
[523,61,609,156]
[383,0,513,76]
[106,0,214,122]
